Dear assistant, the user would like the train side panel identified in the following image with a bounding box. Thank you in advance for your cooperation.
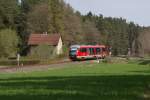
[69,45,111,60]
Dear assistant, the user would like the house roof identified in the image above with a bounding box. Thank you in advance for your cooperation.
[28,33,60,46]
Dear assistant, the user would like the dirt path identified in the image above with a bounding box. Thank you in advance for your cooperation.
[0,61,87,73]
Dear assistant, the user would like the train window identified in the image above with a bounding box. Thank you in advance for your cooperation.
[96,48,101,54]
[70,50,76,55]
[80,48,87,53]
[88,48,95,55]
[102,48,106,52]
[71,47,78,51]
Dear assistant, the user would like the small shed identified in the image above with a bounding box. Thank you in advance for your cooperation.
[28,33,63,55]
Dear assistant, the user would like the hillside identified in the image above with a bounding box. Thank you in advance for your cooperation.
[0,0,148,57]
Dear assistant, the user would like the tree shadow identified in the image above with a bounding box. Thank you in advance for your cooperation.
[0,75,149,100]
[138,59,150,65]
[131,70,150,74]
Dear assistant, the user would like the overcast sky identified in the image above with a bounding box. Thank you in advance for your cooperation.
[64,0,150,26]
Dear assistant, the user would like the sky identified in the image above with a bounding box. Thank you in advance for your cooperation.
[64,0,150,26]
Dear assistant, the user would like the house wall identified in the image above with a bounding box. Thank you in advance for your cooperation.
[56,37,63,55]
[28,45,37,56]
[29,45,56,58]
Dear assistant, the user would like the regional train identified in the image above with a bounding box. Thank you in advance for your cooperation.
[69,45,111,60]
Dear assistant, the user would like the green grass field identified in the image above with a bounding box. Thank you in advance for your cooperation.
[0,62,150,100]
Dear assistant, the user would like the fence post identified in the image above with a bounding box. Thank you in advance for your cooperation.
[17,53,20,67]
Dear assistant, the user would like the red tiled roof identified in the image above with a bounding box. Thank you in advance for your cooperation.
[28,33,60,46]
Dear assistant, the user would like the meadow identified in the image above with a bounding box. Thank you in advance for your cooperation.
[0,61,150,100]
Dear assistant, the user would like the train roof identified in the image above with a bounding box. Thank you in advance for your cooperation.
[70,45,106,48]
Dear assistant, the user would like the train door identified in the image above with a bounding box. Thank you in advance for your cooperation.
[79,48,87,57]
[87,47,95,58]
[95,47,101,58]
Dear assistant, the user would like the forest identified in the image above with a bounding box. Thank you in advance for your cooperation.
[0,0,149,58]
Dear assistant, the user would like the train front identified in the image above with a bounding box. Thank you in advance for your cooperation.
[69,45,80,60]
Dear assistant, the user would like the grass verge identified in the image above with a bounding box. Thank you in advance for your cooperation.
[0,62,149,100]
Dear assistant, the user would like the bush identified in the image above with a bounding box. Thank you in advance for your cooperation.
[57,45,68,58]
[30,44,55,59]
[0,29,19,58]
[103,56,112,63]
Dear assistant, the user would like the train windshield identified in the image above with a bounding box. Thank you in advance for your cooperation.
[70,47,78,55]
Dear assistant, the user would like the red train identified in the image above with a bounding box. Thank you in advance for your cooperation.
[69,45,111,60]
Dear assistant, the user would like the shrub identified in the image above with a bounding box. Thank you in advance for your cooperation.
[103,56,112,63]
[0,29,19,58]
[57,45,68,58]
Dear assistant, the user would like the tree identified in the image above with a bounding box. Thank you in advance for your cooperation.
[48,0,65,33]
[128,22,141,55]
[0,0,19,29]
[27,3,49,33]
[18,0,48,55]
[138,27,150,56]
[0,29,19,57]
[62,4,83,45]
[82,20,101,45]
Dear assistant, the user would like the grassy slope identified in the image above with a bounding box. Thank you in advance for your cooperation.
[0,62,150,100]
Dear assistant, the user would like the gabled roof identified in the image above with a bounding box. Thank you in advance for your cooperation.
[28,33,60,46]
